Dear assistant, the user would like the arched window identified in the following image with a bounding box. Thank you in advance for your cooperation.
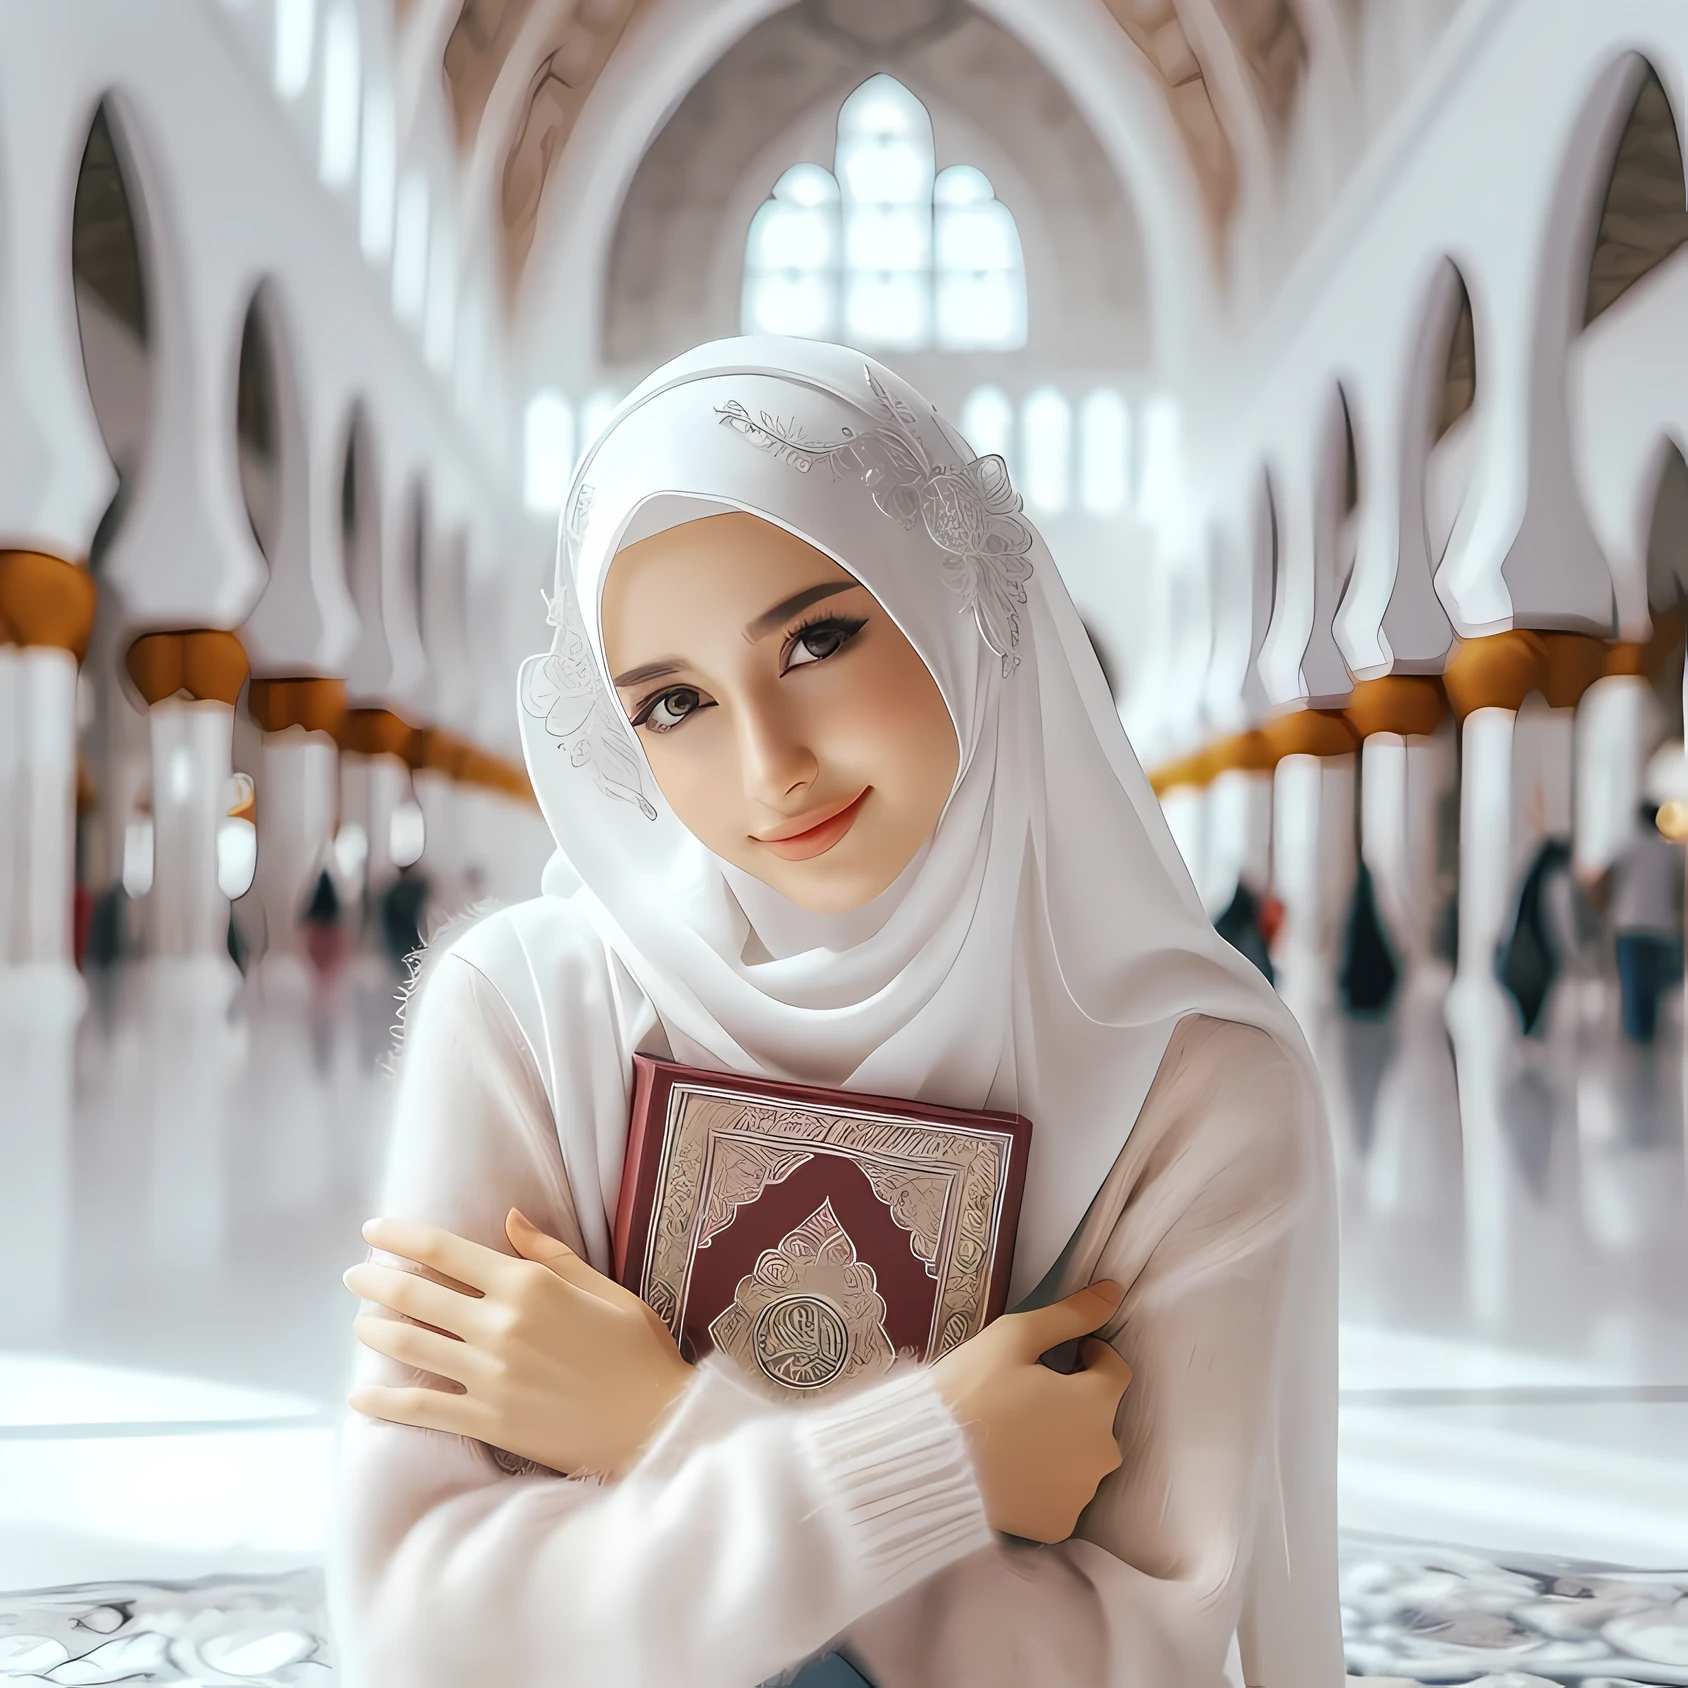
[524,392,574,513]
[1079,389,1130,515]
[742,75,1026,353]
[743,164,841,340]
[1021,387,1071,514]
[274,0,318,99]
[838,76,934,350]
[960,385,1014,469]
[934,166,1025,350]
[392,170,429,325]
[318,0,361,189]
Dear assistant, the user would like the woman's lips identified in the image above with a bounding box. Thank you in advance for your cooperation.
[754,789,871,861]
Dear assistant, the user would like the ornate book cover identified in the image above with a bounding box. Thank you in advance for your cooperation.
[613,1056,1032,1400]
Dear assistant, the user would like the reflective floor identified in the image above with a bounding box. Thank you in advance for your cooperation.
[3,950,1686,1683]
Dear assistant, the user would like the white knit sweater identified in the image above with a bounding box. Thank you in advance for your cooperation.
[330,954,1338,1687]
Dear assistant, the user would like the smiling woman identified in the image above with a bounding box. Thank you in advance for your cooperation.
[601,512,958,911]
[333,336,1342,1688]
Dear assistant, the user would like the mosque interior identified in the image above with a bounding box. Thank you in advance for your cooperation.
[2,0,1687,1683]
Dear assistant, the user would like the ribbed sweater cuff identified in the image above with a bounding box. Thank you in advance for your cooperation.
[796,1365,994,1610]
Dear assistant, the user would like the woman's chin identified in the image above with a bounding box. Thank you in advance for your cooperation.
[752,849,905,916]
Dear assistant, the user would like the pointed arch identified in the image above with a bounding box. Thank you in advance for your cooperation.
[71,101,153,487]
[1584,63,1688,327]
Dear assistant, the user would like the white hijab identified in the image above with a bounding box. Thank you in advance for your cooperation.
[496,334,1319,1309]
[453,337,1338,1683]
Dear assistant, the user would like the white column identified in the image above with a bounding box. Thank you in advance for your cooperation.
[257,726,338,958]
[1456,706,1515,995]
[1574,674,1658,878]
[1204,768,1273,916]
[0,648,19,963]
[1158,784,1209,909]
[148,697,235,959]
[1361,729,1451,976]
[342,750,409,904]
[16,646,79,965]
[412,766,462,927]
[1272,751,1356,1020]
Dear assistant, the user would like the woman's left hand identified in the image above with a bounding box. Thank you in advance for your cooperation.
[344,1209,694,1478]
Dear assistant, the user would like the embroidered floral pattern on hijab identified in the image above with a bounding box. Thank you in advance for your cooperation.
[716,367,1035,676]
[522,481,659,820]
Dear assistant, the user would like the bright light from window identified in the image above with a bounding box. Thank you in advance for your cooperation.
[359,85,396,261]
[389,801,426,870]
[960,386,1014,467]
[217,818,258,900]
[424,218,457,372]
[838,76,933,351]
[1079,389,1130,516]
[741,78,1027,355]
[1137,396,1184,532]
[581,390,619,453]
[1022,387,1072,515]
[122,819,154,900]
[934,166,1026,351]
[743,164,841,340]
[318,1,360,189]
[524,391,574,513]
[273,0,317,99]
[392,172,429,326]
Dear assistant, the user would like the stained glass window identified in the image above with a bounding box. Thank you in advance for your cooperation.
[1079,389,1130,515]
[742,76,1025,353]
[743,164,841,339]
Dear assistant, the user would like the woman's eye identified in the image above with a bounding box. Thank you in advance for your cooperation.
[635,687,705,732]
[784,616,866,672]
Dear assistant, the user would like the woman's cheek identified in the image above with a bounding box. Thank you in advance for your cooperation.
[645,730,740,850]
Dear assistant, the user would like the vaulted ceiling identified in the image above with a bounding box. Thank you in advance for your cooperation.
[410,0,1320,310]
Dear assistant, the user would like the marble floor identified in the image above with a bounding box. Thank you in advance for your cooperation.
[3,950,1685,1684]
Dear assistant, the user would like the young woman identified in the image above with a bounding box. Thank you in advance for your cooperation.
[332,337,1342,1687]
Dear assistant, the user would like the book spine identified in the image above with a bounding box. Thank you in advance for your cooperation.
[612,1055,660,1284]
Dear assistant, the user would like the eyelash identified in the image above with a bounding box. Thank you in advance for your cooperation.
[781,612,867,673]
[629,612,868,735]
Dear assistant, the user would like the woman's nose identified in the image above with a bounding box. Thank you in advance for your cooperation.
[737,694,819,808]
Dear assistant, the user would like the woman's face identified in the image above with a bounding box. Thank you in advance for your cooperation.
[600,511,959,914]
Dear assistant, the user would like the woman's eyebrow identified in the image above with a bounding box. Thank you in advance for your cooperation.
[743,580,858,643]
[612,659,683,689]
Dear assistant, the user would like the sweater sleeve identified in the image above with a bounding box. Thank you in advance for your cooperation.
[329,950,993,1688]
[841,1016,1341,1688]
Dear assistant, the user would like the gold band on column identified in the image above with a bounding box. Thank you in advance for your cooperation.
[125,629,250,705]
[1441,630,1548,718]
[249,676,348,738]
[339,707,417,760]
[1343,675,1447,739]
[1261,708,1359,761]
[0,550,98,659]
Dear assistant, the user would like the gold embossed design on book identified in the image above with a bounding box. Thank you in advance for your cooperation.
[707,1200,895,1390]
[641,1086,1011,1382]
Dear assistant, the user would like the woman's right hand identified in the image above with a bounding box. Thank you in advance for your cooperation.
[930,1281,1131,1543]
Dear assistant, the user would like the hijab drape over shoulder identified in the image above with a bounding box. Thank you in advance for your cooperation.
[452,335,1338,1682]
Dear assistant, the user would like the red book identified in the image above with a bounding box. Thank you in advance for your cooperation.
[614,1056,1032,1399]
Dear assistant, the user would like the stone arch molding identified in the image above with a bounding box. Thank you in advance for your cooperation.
[83,87,269,635]
[511,0,1221,389]
[1335,254,1462,682]
[598,15,1144,376]
[1570,58,1688,641]
[1441,51,1654,640]
[241,279,359,678]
